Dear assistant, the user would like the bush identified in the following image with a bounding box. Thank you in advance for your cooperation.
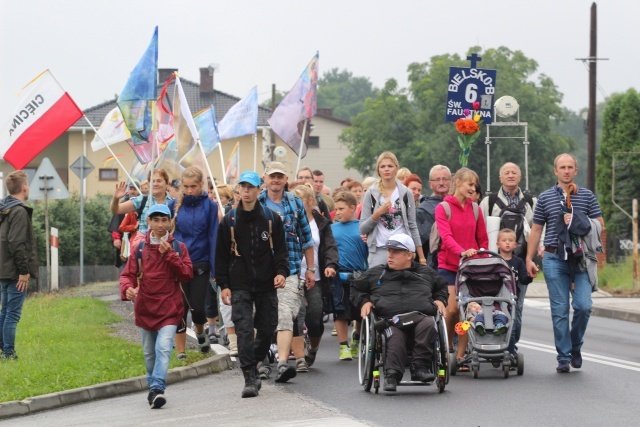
[29,193,115,266]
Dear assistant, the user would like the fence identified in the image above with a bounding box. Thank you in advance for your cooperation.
[34,265,120,292]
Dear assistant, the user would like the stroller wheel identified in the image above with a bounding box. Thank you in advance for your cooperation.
[472,365,479,379]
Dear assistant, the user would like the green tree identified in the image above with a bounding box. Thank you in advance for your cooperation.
[342,46,572,193]
[317,68,378,121]
[29,193,115,266]
[596,89,640,238]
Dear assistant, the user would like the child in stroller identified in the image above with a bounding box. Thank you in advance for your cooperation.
[466,301,508,336]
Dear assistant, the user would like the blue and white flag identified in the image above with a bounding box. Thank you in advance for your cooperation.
[218,86,258,140]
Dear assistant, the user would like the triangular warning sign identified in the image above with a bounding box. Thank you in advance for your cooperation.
[29,157,69,200]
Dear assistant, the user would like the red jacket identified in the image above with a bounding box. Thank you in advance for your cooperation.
[436,195,489,273]
[120,231,193,330]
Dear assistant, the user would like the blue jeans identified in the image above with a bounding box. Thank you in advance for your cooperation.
[0,279,28,356]
[542,252,592,362]
[140,325,177,392]
[508,283,528,355]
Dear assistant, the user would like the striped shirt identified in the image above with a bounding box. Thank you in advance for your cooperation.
[533,184,602,247]
[258,190,313,276]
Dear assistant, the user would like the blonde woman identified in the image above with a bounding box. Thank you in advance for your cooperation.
[360,152,426,267]
[168,167,220,359]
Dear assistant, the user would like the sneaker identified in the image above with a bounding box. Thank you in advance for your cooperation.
[556,360,571,373]
[256,362,272,380]
[331,327,337,336]
[149,390,166,409]
[350,330,360,357]
[570,350,582,369]
[197,333,211,354]
[475,322,486,336]
[275,364,297,383]
[339,345,353,361]
[0,353,18,361]
[494,323,507,336]
[208,333,219,345]
[177,352,187,361]
[295,359,309,373]
[305,347,318,367]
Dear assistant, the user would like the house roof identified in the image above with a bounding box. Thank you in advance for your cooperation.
[73,77,272,128]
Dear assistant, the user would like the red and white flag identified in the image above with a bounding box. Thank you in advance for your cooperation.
[1,70,83,169]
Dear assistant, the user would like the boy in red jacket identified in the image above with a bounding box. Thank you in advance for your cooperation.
[120,204,193,409]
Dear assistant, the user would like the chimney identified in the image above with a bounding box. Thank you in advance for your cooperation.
[200,67,214,95]
[158,68,177,85]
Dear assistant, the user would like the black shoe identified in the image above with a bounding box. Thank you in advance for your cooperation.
[570,350,582,369]
[241,368,259,398]
[208,333,219,345]
[383,369,400,392]
[410,364,435,382]
[275,364,297,383]
[556,360,571,373]
[149,390,166,409]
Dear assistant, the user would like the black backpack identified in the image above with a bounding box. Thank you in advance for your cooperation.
[488,192,534,258]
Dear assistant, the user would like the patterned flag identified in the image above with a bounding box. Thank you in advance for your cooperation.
[154,138,184,180]
[180,106,220,170]
[218,86,258,140]
[225,142,240,183]
[90,107,131,152]
[267,52,318,158]
[117,27,158,144]
[1,70,83,169]
[173,75,200,163]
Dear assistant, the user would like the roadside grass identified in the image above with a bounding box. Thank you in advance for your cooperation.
[0,294,207,403]
[599,257,640,295]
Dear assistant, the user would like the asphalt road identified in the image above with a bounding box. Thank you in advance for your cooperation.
[5,300,639,427]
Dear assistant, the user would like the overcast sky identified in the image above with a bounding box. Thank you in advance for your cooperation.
[0,0,635,126]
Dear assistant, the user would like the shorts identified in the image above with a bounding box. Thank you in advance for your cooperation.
[326,275,358,322]
[277,274,303,331]
[438,268,457,286]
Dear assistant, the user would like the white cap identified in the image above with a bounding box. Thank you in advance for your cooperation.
[384,233,416,252]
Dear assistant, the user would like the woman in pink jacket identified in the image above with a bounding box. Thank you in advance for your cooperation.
[435,168,488,370]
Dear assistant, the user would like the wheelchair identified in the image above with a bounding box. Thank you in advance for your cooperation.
[358,310,449,393]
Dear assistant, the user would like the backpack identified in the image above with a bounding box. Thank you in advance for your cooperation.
[488,192,534,258]
[428,201,479,255]
[229,205,275,256]
[135,239,182,283]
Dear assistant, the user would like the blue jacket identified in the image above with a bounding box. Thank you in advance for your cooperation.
[169,193,219,277]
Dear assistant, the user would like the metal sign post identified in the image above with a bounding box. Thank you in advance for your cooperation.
[70,151,95,284]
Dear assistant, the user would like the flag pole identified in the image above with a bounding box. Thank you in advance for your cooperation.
[253,133,257,171]
[197,138,222,205]
[218,143,227,184]
[295,119,308,176]
[84,115,141,193]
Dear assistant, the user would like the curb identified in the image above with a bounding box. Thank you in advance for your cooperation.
[591,306,640,324]
[0,353,232,421]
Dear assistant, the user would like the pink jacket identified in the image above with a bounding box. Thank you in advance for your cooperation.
[435,195,489,272]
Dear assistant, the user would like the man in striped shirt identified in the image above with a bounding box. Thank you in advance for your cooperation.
[526,154,603,374]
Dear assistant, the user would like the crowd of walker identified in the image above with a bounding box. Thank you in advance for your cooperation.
[0,152,603,409]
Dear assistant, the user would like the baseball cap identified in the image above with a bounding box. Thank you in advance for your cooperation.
[148,204,172,219]
[238,170,261,187]
[264,161,287,176]
[384,233,416,252]
[128,179,140,188]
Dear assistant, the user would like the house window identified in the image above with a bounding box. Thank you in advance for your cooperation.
[308,136,319,148]
[99,168,118,181]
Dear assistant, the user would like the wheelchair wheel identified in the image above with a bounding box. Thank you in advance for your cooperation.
[436,315,450,385]
[358,314,375,391]
[517,353,524,376]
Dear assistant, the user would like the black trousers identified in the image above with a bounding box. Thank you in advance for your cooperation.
[179,262,210,331]
[384,316,436,374]
[231,289,278,369]
[204,278,219,319]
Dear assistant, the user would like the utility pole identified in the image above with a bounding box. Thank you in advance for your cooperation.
[587,2,597,192]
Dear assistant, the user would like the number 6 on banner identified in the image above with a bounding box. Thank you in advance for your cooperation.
[465,84,478,103]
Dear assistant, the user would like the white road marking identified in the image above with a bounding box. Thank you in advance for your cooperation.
[519,339,640,372]
[523,299,550,310]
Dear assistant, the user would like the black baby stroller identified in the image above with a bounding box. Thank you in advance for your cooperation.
[449,251,523,379]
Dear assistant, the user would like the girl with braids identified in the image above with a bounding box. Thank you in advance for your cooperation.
[360,152,426,267]
[168,167,220,359]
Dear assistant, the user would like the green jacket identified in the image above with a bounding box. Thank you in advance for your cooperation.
[0,196,39,280]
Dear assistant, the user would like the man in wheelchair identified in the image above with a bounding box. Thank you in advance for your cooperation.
[351,234,449,392]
